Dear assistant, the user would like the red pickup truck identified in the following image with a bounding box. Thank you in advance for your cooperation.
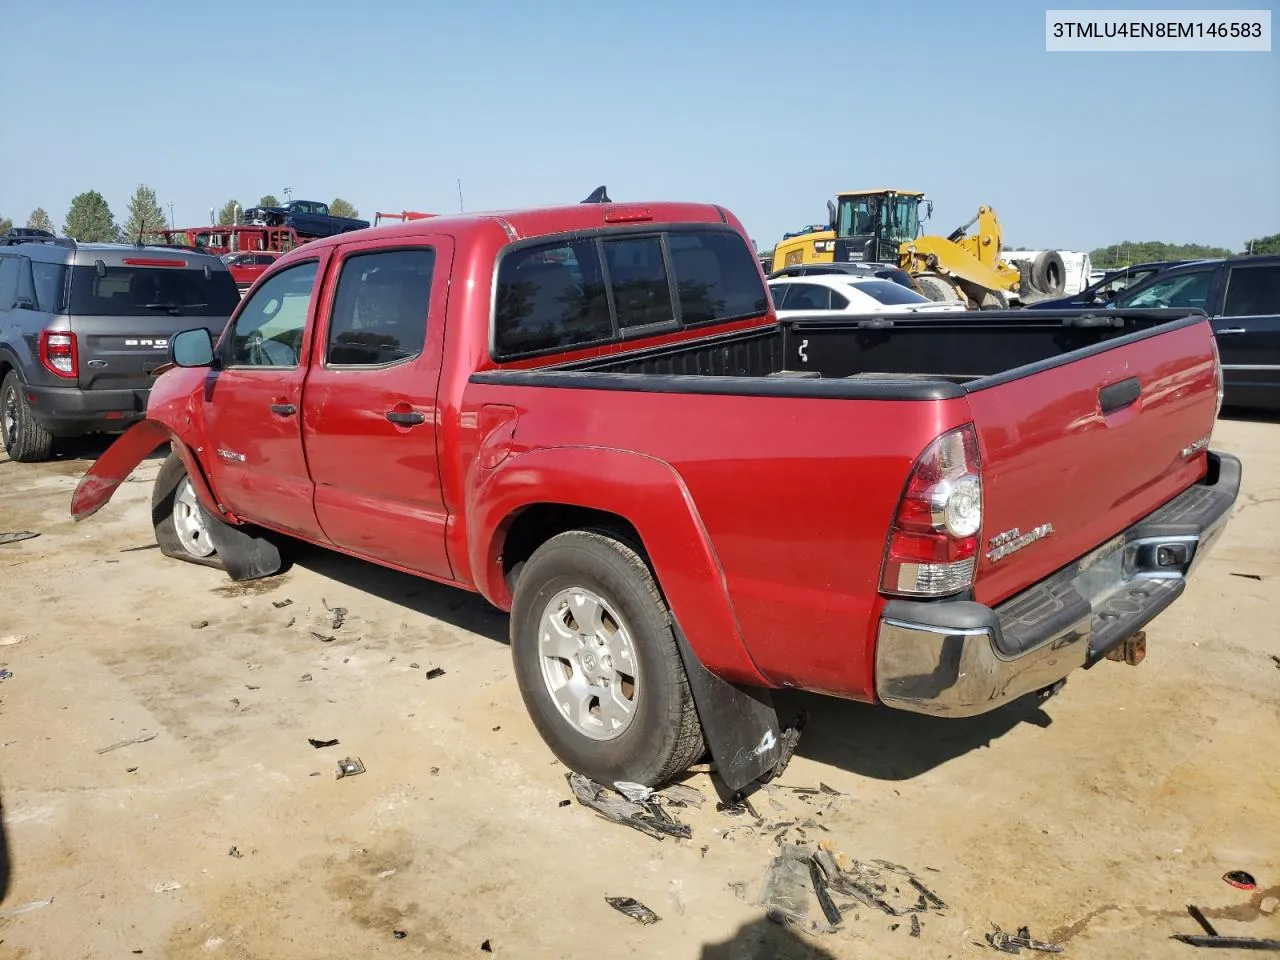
[72,198,1240,791]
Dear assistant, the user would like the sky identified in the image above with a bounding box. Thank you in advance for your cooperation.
[1,0,1277,253]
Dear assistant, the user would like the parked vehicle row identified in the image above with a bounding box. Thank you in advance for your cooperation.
[71,198,1239,791]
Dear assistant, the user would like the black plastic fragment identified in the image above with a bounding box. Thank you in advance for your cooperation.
[908,875,948,910]
[605,896,660,924]
[481,940,492,952]
[567,773,691,841]
[911,914,921,937]
[0,531,39,546]
[393,930,406,939]
[331,607,348,629]
[272,599,292,609]
[425,667,445,680]
[806,855,843,926]
[308,737,339,749]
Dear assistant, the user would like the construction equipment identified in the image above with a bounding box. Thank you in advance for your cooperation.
[771,189,1069,308]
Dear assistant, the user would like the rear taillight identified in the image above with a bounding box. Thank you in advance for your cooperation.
[39,331,78,379]
[1208,334,1224,422]
[880,424,983,598]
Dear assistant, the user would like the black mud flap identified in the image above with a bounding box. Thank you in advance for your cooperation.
[203,513,283,582]
[671,620,782,793]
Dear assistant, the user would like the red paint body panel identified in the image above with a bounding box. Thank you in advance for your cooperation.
[74,199,1224,708]
[967,322,1218,606]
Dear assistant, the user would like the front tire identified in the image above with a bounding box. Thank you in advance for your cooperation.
[510,530,706,787]
[1,371,54,463]
[152,451,225,569]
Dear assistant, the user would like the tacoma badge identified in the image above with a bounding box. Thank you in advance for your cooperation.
[986,523,1055,563]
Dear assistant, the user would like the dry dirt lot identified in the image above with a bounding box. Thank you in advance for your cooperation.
[1,416,1277,959]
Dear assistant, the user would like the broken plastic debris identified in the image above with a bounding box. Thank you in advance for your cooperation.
[0,897,53,919]
[0,531,39,546]
[659,783,706,808]
[190,619,209,630]
[335,757,366,779]
[557,799,571,808]
[0,669,11,681]
[308,737,339,749]
[1223,869,1257,890]
[393,930,406,939]
[95,729,158,754]
[480,939,493,952]
[614,781,654,803]
[911,914,922,937]
[312,632,336,643]
[985,924,1065,954]
[425,667,445,680]
[331,607,348,630]
[272,599,292,609]
[299,673,313,682]
[728,881,746,900]
[228,846,243,858]
[153,881,182,894]
[760,845,826,931]
[0,634,30,646]
[566,772,691,841]
[605,896,661,925]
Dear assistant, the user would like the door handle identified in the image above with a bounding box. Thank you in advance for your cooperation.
[270,403,296,416]
[1099,376,1141,415]
[385,410,426,426]
[1216,327,1246,335]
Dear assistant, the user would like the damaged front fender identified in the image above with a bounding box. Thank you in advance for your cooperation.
[71,419,225,523]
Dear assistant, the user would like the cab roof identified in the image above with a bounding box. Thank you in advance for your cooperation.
[836,189,926,198]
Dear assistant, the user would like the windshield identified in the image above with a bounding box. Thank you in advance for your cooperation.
[1114,270,1212,309]
[68,264,241,316]
[835,194,921,244]
[847,279,930,306]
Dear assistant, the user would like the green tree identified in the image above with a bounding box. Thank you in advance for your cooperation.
[0,216,12,235]
[1244,233,1280,255]
[63,191,119,242]
[258,194,280,208]
[329,197,359,219]
[217,199,241,226]
[1089,241,1236,269]
[121,184,169,242]
[27,208,55,233]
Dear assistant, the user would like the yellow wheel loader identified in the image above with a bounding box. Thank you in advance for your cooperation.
[770,190,1068,308]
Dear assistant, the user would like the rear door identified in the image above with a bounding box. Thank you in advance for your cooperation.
[300,234,455,580]
[202,253,330,540]
[1211,261,1280,407]
[964,316,1221,607]
[68,255,242,393]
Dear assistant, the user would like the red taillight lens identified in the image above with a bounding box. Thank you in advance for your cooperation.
[39,331,78,379]
[880,424,983,597]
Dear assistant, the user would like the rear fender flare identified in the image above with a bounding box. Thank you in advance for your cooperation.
[71,418,228,524]
[468,445,767,687]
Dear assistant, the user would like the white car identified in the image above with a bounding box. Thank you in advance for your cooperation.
[768,274,968,316]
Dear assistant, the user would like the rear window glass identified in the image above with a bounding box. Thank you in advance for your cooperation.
[1223,264,1280,316]
[849,279,928,305]
[68,263,241,317]
[30,261,69,313]
[493,228,768,358]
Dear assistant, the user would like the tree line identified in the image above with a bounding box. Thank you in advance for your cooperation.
[0,186,361,243]
[1088,238,1280,267]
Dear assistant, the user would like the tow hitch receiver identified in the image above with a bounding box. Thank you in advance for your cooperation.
[1105,631,1147,666]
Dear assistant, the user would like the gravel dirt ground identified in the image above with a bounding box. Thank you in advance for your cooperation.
[0,415,1277,960]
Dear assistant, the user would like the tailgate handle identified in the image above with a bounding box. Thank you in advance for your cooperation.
[269,403,297,417]
[1099,377,1141,414]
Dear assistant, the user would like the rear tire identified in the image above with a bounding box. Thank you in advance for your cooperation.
[152,451,225,570]
[915,273,965,304]
[510,530,706,787]
[1032,251,1066,296]
[1,371,54,463]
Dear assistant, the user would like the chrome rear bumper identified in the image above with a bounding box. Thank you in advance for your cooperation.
[874,451,1241,717]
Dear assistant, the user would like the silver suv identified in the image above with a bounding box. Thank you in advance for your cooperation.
[0,237,239,461]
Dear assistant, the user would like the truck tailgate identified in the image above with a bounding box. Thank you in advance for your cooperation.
[967,317,1220,607]
[73,315,204,392]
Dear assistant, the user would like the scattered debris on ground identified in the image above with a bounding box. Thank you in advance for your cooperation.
[190,619,209,630]
[393,929,407,939]
[0,634,30,646]
[308,737,339,749]
[0,531,40,546]
[1223,869,1257,889]
[1172,904,1280,950]
[335,757,365,779]
[660,783,706,808]
[1230,572,1264,580]
[0,897,53,919]
[984,924,1065,954]
[153,882,181,894]
[0,669,12,681]
[605,896,661,925]
[331,607,348,630]
[566,773,692,841]
[425,667,445,680]
[95,730,158,755]
[228,846,243,858]
[312,632,336,643]
[481,939,493,952]
[272,599,292,609]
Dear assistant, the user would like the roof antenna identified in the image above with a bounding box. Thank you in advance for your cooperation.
[582,185,611,204]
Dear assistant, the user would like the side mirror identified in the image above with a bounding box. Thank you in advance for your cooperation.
[170,327,215,368]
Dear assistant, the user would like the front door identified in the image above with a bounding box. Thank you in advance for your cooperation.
[203,253,329,540]
[1212,261,1280,407]
[300,234,455,581]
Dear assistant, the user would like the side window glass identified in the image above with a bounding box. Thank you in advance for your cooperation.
[30,260,69,313]
[668,230,770,323]
[0,257,18,311]
[769,284,790,310]
[1117,271,1211,309]
[1223,264,1280,316]
[786,283,828,312]
[225,260,318,368]
[829,289,850,310]
[494,240,611,356]
[604,236,673,330]
[327,248,435,366]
